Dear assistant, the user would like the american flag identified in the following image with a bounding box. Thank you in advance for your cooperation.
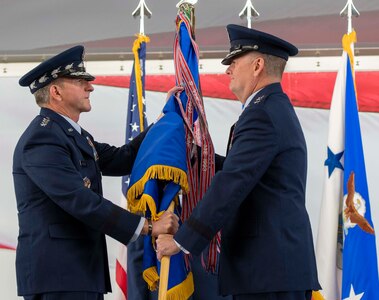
[115,34,149,300]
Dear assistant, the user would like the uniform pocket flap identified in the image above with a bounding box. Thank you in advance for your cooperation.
[48,223,91,239]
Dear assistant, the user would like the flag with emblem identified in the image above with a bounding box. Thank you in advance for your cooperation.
[115,34,149,300]
[314,30,379,300]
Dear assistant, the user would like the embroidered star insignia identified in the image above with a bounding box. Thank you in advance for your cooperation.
[130,104,137,112]
[40,117,50,127]
[254,95,265,104]
[343,285,364,300]
[324,147,344,177]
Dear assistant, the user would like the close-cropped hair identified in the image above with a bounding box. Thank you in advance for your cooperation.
[261,53,286,78]
[33,78,65,107]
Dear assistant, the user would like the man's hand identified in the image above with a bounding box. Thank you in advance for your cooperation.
[156,234,180,260]
[151,210,179,237]
[155,86,185,122]
[166,85,184,102]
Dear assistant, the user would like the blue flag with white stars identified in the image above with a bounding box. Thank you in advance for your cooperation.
[122,35,149,196]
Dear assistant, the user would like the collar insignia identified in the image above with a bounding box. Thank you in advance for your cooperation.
[40,117,50,127]
[254,95,265,104]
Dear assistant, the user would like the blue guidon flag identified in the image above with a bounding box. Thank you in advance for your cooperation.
[127,99,194,299]
[126,4,217,300]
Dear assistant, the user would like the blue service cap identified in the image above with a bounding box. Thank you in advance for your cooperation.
[19,45,95,94]
[222,24,298,65]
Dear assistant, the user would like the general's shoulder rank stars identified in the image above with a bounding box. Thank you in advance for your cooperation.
[254,95,266,104]
[40,117,50,127]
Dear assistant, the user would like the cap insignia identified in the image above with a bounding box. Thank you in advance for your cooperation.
[30,81,37,90]
[51,67,62,78]
[38,74,49,83]
[65,63,74,70]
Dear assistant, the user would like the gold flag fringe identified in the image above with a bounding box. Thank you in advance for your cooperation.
[166,271,194,300]
[127,164,189,216]
[143,266,160,291]
[143,267,194,300]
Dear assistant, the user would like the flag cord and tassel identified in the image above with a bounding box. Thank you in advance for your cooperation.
[173,7,220,273]
[132,34,150,132]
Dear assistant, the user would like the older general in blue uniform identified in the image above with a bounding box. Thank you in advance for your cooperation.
[13,46,179,300]
[157,25,321,300]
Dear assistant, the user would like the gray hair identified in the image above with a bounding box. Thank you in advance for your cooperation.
[261,53,286,78]
[33,78,65,107]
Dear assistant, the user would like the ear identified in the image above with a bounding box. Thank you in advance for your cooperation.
[49,83,63,102]
[253,57,265,74]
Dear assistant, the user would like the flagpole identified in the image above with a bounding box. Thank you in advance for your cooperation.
[131,0,151,132]
[132,0,152,35]
[238,0,259,29]
[340,0,359,86]
[340,0,359,34]
[117,3,151,300]
[158,201,176,300]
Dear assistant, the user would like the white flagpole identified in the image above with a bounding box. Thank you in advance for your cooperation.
[238,0,259,29]
[340,0,360,56]
[132,0,152,35]
[340,0,360,34]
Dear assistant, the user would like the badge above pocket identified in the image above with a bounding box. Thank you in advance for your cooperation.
[83,176,91,188]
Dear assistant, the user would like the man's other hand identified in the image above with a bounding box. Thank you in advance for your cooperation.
[152,210,179,237]
[156,234,180,260]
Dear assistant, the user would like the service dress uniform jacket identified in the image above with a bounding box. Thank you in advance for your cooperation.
[175,83,321,296]
[13,107,146,296]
